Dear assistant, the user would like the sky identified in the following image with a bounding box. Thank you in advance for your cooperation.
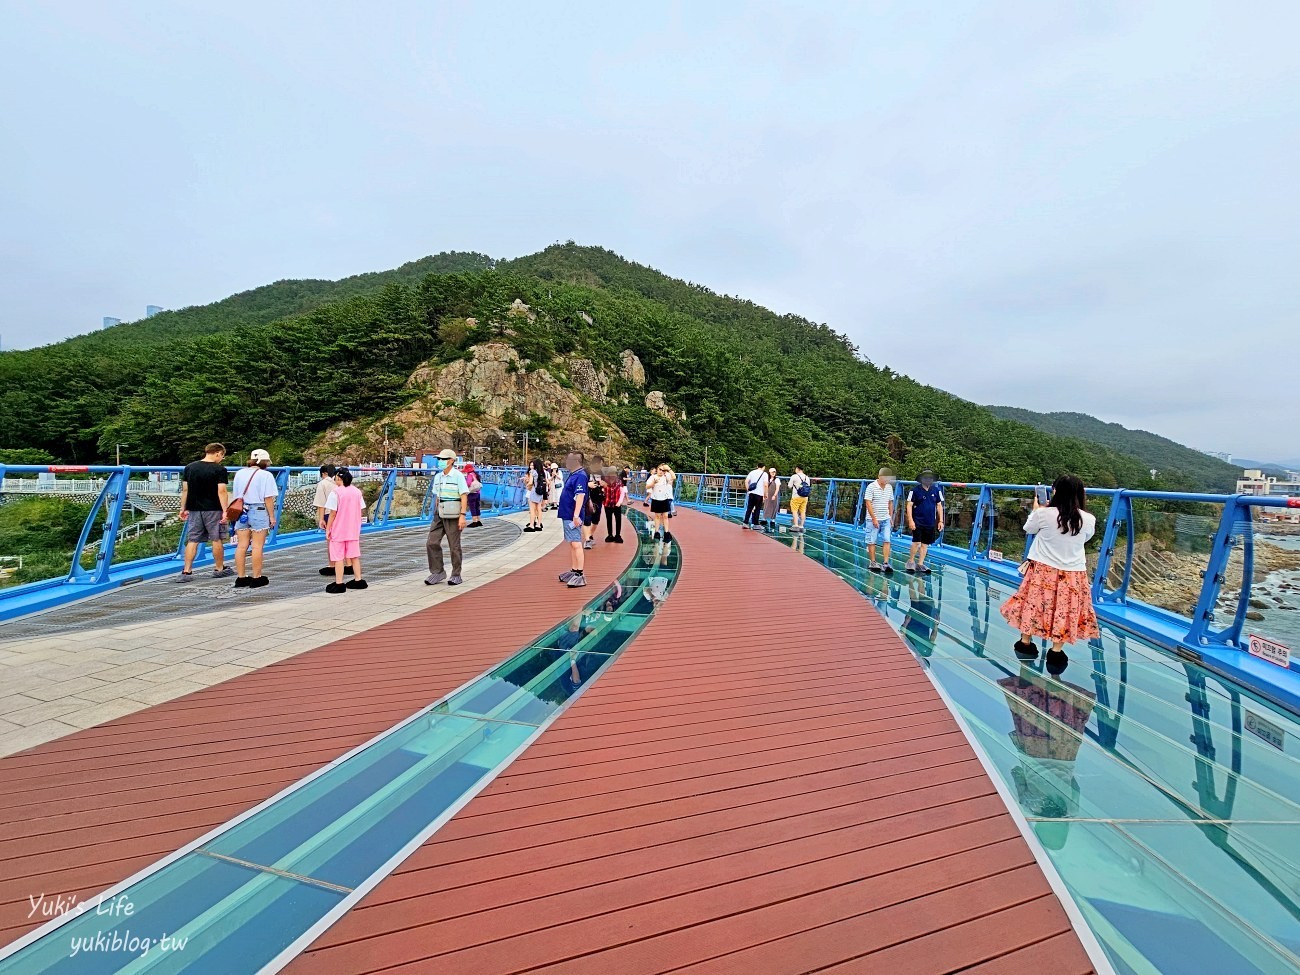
[2,1,1298,462]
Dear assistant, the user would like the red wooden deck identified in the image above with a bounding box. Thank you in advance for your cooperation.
[286,508,1098,975]
[0,508,1098,974]
[0,533,628,946]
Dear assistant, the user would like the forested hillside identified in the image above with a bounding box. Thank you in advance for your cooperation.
[0,243,1208,489]
[985,406,1239,492]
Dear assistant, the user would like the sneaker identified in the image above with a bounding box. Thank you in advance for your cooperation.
[567,574,587,588]
[344,565,354,575]
[234,576,251,589]
[920,564,933,575]
[558,570,576,583]
[583,539,594,550]
[869,562,883,573]
[741,523,750,530]
[251,576,270,588]
[614,536,624,544]
[174,572,194,583]
[345,579,369,590]
[424,572,447,586]
[663,531,673,543]
[212,567,235,579]
[523,525,536,533]
[905,562,916,574]
[604,535,614,542]
[318,567,335,576]
[469,521,483,528]
[447,575,463,586]
[883,564,894,575]
[325,582,347,594]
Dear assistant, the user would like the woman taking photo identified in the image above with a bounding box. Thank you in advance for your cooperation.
[646,463,675,542]
[1000,474,1100,663]
[762,466,781,532]
[522,458,548,532]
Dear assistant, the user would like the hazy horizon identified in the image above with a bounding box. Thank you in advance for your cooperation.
[3,1,1298,459]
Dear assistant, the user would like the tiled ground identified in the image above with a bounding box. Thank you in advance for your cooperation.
[0,513,560,757]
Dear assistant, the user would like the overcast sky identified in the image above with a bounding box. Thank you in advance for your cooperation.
[2,1,1297,461]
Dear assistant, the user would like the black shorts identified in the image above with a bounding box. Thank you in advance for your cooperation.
[583,508,600,527]
[912,524,938,545]
[649,498,672,514]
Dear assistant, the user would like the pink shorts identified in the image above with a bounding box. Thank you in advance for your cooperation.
[329,539,360,562]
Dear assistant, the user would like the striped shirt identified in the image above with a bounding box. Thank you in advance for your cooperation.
[864,480,894,523]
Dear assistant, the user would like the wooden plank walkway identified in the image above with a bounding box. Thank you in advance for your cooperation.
[288,508,1098,975]
[0,527,630,946]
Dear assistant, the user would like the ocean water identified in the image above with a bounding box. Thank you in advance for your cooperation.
[1254,535,1300,650]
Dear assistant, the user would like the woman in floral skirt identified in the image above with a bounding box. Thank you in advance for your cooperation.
[1000,474,1100,661]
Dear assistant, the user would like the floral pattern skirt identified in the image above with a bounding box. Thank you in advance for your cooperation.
[1000,561,1100,645]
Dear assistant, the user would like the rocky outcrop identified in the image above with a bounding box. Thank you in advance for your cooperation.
[621,350,646,388]
[645,390,676,418]
[565,357,610,403]
[309,343,627,465]
[508,298,536,322]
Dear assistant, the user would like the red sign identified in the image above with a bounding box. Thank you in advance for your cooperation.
[48,465,90,473]
[1287,498,1300,509]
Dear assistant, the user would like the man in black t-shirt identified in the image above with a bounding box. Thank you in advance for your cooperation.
[177,443,232,582]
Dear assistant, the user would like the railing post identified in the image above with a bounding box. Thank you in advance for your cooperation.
[1186,495,1254,649]
[375,469,398,527]
[1091,491,1133,605]
[267,468,291,545]
[967,485,994,559]
[823,479,836,525]
[67,466,131,585]
[852,480,866,528]
[720,475,731,513]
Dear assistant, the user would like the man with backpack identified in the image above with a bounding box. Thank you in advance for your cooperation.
[788,465,812,533]
[742,464,768,530]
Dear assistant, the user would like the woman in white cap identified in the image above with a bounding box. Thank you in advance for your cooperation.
[232,448,279,588]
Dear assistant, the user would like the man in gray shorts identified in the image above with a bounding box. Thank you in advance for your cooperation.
[177,443,233,582]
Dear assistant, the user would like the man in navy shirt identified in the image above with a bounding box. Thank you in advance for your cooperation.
[557,450,589,588]
[906,469,945,575]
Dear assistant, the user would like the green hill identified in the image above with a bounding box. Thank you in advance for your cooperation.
[985,407,1239,492]
[0,243,1178,490]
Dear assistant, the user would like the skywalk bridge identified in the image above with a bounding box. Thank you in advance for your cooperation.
[1,463,1299,973]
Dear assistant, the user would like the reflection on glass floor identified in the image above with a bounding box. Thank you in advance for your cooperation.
[773,523,1300,975]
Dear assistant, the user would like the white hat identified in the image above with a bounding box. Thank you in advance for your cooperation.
[250,448,271,463]
[436,448,457,461]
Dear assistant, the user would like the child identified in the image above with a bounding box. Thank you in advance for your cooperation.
[322,467,368,593]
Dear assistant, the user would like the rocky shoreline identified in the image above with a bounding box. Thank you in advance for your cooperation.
[1127,540,1300,619]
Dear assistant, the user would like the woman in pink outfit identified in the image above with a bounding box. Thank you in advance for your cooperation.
[322,467,368,593]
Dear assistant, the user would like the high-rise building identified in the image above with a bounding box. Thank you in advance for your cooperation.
[103,316,121,330]
[145,305,163,318]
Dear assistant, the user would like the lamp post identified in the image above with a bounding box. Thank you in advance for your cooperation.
[115,443,128,466]
[704,445,709,476]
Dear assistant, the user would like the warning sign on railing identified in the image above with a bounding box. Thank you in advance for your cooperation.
[1245,710,1286,751]
[1248,634,1292,669]
[989,550,1004,562]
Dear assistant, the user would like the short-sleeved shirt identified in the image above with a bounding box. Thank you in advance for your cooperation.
[558,470,588,521]
[648,474,674,501]
[908,485,944,527]
[232,467,278,506]
[313,476,336,509]
[433,468,469,504]
[324,484,365,542]
[182,460,228,511]
[864,480,894,523]
[746,468,768,496]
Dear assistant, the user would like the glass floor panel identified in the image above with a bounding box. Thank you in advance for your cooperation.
[767,519,1300,975]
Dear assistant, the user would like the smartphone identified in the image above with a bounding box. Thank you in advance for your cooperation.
[1034,485,1049,505]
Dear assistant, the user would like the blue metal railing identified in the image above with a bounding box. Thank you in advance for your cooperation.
[635,471,1300,711]
[0,463,528,622]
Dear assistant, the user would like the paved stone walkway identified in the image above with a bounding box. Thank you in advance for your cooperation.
[0,512,563,757]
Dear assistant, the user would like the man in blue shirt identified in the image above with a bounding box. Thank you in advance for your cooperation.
[906,469,945,575]
[557,450,589,588]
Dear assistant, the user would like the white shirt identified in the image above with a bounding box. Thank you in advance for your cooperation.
[864,480,894,523]
[313,477,335,509]
[788,472,809,494]
[746,468,768,496]
[233,467,278,505]
[648,473,674,501]
[1025,507,1097,573]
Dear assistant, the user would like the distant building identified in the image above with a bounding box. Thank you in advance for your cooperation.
[145,305,163,318]
[102,316,121,330]
[1238,469,1300,499]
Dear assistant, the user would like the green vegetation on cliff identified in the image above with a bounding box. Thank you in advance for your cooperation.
[0,244,1210,488]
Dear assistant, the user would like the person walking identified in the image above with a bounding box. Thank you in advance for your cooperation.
[550,464,564,511]
[742,464,768,530]
[314,463,340,576]
[463,462,484,527]
[583,455,606,550]
[425,448,469,586]
[558,452,589,588]
[176,443,233,582]
[603,469,625,543]
[762,466,781,532]
[231,449,279,588]
[646,463,676,541]
[787,465,811,533]
[322,467,368,593]
[523,458,548,532]
[1000,475,1099,665]
[905,469,945,575]
[865,466,896,574]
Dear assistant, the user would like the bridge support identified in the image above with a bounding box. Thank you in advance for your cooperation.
[67,467,132,586]
[1186,495,1256,649]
